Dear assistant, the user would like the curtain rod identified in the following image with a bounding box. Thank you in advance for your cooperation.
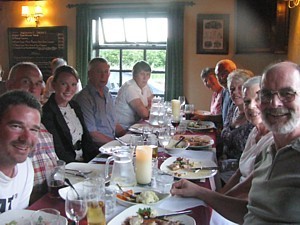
[66,1,195,8]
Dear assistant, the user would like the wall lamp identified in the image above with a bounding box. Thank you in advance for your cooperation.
[286,0,300,8]
[21,6,44,27]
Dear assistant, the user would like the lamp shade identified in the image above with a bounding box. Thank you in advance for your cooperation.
[34,6,43,17]
[21,6,30,17]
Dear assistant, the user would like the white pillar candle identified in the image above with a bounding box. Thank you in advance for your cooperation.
[171,99,180,119]
[135,146,153,184]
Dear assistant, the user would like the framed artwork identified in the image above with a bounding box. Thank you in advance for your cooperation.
[196,14,229,54]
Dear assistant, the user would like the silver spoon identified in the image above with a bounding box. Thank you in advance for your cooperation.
[174,136,185,147]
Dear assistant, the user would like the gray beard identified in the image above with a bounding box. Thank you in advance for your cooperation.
[263,110,300,134]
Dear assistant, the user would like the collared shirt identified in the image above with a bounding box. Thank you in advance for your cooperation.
[29,123,58,188]
[244,138,300,224]
[115,79,152,129]
[221,89,233,124]
[210,88,223,115]
[75,82,117,139]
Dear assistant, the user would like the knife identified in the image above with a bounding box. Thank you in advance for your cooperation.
[187,166,218,172]
[115,137,130,146]
[65,170,88,178]
[145,210,192,219]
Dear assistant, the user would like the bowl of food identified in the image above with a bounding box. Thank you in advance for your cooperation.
[165,138,190,154]
[116,187,169,207]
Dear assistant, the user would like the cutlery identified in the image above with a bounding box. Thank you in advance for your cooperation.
[65,178,80,199]
[115,137,130,146]
[187,166,218,173]
[116,183,138,201]
[65,168,92,174]
[144,210,192,219]
[174,136,185,148]
[65,169,90,178]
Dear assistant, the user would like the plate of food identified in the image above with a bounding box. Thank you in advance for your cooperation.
[160,157,218,180]
[0,209,67,225]
[174,135,214,149]
[107,204,196,225]
[194,110,211,116]
[165,138,190,154]
[186,120,215,131]
[99,134,132,154]
[116,186,170,207]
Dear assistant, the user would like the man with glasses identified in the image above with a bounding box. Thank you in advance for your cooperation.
[6,62,58,202]
[171,61,300,224]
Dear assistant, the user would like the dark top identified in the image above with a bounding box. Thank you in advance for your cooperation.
[42,94,99,163]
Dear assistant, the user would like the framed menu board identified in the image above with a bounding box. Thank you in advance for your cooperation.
[8,26,67,81]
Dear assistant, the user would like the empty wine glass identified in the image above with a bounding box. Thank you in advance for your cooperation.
[178,96,186,112]
[65,188,87,225]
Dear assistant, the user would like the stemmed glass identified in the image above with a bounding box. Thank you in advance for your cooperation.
[158,127,172,161]
[65,188,87,225]
[178,96,186,113]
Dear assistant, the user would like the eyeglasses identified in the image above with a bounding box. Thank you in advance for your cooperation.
[258,88,298,103]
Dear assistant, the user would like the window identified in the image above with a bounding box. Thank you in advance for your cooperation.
[91,12,168,96]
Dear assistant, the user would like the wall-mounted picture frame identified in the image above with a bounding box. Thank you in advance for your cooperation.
[196,14,229,55]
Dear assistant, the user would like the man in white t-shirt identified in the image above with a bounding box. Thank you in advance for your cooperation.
[0,90,41,213]
[116,61,154,129]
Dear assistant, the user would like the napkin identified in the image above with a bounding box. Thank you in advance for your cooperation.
[154,195,206,211]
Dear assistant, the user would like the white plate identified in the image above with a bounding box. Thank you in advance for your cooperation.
[99,134,132,154]
[174,134,214,149]
[195,110,211,116]
[116,186,170,207]
[107,204,196,225]
[160,157,217,180]
[59,181,84,200]
[186,121,216,131]
[128,124,160,134]
[0,209,67,225]
[165,139,190,154]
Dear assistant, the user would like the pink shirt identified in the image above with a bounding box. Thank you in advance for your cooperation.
[210,89,223,115]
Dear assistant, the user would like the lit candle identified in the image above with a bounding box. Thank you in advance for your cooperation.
[171,99,180,119]
[136,146,153,184]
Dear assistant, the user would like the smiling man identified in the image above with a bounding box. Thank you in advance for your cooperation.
[0,90,41,213]
[75,58,125,146]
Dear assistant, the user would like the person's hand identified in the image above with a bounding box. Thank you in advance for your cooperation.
[170,179,202,197]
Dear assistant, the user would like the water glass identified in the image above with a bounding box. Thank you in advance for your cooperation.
[156,173,174,194]
[45,160,66,198]
[104,186,117,216]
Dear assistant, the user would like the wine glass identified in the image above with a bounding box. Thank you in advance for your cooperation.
[65,188,87,225]
[158,127,172,149]
[178,96,186,112]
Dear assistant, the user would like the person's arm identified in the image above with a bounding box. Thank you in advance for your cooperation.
[219,168,242,194]
[115,123,127,137]
[171,179,248,224]
[89,131,114,146]
[129,98,150,119]
[225,173,253,198]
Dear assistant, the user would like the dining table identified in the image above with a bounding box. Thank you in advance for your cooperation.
[28,120,218,225]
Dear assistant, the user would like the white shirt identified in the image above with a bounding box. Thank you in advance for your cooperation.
[115,79,152,129]
[239,128,273,182]
[0,158,34,213]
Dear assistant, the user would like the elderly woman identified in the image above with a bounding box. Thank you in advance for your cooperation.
[42,65,99,163]
[221,69,254,160]
[116,60,154,129]
[209,76,274,225]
